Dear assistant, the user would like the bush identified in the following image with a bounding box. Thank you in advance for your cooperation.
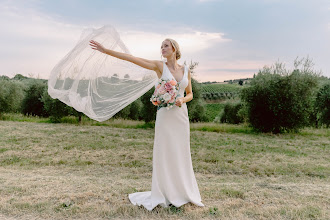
[41,89,70,123]
[187,77,207,122]
[241,57,320,133]
[188,99,208,122]
[315,82,330,127]
[0,80,25,116]
[219,101,243,124]
[140,88,157,123]
[21,80,48,117]
[113,98,143,121]
[113,104,131,120]
[128,99,143,120]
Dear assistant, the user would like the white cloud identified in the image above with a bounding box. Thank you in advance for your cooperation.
[193,59,272,82]
[0,1,84,78]
[1,0,287,82]
[0,0,232,81]
[120,29,231,60]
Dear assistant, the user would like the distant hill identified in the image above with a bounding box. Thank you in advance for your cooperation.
[201,77,254,85]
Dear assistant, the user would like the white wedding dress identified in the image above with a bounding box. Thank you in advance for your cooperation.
[128,61,205,211]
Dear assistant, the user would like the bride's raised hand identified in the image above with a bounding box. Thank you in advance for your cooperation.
[89,40,106,53]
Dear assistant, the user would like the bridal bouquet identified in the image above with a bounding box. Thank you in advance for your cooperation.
[150,78,180,110]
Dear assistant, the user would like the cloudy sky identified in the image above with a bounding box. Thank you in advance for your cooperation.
[1,0,329,82]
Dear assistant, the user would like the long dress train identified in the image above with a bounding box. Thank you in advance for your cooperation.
[128,61,204,211]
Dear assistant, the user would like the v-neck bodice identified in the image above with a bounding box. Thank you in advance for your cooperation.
[155,61,188,97]
[164,62,185,83]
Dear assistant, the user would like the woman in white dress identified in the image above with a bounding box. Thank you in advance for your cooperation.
[90,38,204,211]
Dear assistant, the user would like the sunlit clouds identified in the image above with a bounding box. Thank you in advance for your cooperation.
[1,0,329,82]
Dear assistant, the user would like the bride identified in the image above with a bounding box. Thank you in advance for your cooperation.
[90,38,205,211]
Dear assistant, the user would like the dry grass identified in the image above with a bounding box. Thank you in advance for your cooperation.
[0,120,329,219]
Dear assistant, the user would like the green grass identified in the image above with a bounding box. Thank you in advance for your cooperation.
[201,83,243,93]
[0,119,329,219]
[204,103,225,122]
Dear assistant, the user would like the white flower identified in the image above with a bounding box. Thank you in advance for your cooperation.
[163,93,171,102]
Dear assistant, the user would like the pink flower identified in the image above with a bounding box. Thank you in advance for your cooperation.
[158,87,166,95]
[156,84,161,89]
[164,82,172,91]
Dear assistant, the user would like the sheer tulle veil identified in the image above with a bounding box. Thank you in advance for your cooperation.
[48,25,158,122]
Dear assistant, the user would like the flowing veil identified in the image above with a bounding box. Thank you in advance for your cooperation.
[48,25,158,122]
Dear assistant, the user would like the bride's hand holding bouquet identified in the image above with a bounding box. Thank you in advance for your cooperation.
[150,78,182,110]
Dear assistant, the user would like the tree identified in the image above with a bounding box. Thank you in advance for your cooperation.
[315,82,330,127]
[140,88,157,123]
[220,101,243,124]
[0,80,25,117]
[12,74,28,81]
[186,77,207,122]
[241,57,320,133]
[0,75,10,80]
[21,80,48,116]
[41,89,70,123]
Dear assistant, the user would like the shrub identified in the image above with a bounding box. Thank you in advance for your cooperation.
[113,98,143,120]
[0,80,25,117]
[241,57,320,133]
[315,82,330,127]
[21,80,48,116]
[140,88,157,123]
[219,101,243,124]
[128,99,143,120]
[188,99,208,122]
[186,77,207,122]
[41,89,70,123]
[113,104,131,120]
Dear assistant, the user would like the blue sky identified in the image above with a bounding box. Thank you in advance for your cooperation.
[1,0,329,82]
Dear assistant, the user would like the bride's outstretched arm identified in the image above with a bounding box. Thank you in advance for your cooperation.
[89,40,161,73]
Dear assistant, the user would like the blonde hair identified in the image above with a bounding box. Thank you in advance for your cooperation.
[163,38,181,60]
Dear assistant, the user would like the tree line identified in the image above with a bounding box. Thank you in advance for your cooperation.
[1,57,329,133]
[218,57,330,132]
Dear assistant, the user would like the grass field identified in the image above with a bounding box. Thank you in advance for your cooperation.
[201,83,243,93]
[204,103,226,122]
[0,119,329,219]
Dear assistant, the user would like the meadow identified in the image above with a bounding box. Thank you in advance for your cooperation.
[0,116,329,219]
